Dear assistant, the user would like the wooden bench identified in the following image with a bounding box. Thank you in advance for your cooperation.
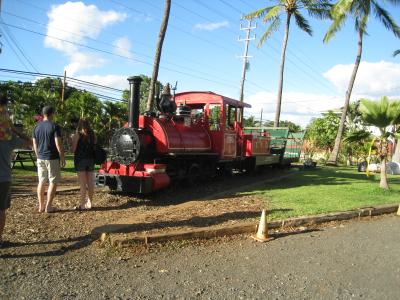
[12,149,36,169]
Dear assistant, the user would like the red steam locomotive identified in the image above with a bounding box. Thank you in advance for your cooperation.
[96,76,301,194]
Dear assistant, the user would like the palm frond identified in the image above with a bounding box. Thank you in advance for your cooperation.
[294,10,312,35]
[394,49,400,57]
[324,13,347,42]
[243,6,276,20]
[262,5,284,23]
[360,97,400,129]
[257,16,281,47]
[324,0,353,42]
[371,1,400,38]
[344,129,372,143]
[301,0,332,20]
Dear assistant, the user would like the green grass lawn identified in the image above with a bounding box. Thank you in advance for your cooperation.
[12,154,77,177]
[241,166,400,220]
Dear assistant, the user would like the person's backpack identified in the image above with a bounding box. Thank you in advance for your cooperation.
[94,145,107,165]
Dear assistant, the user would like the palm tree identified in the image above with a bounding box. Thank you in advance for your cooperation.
[244,0,330,127]
[394,50,400,57]
[146,0,171,112]
[359,96,400,189]
[324,0,400,165]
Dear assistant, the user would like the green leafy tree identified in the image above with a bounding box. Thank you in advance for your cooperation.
[325,0,400,165]
[305,111,341,159]
[245,0,330,127]
[341,100,371,164]
[243,116,256,127]
[101,101,128,144]
[359,96,400,189]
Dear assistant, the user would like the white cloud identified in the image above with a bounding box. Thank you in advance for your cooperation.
[194,21,229,31]
[323,61,400,98]
[245,91,344,128]
[45,1,127,75]
[65,52,106,75]
[75,74,130,91]
[113,37,133,59]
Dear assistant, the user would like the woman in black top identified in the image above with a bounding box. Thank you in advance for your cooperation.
[71,119,95,210]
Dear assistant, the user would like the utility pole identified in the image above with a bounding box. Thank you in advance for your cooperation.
[61,70,66,103]
[238,18,256,123]
[259,108,263,128]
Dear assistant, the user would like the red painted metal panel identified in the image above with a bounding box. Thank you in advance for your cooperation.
[223,132,237,158]
[143,115,211,153]
[244,133,271,156]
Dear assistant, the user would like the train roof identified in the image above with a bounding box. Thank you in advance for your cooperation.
[174,91,251,108]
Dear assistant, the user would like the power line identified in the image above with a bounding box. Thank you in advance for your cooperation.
[15,0,230,73]
[218,0,244,15]
[0,16,38,72]
[0,68,125,92]
[0,29,31,71]
[2,22,248,91]
[2,11,240,87]
[9,0,339,104]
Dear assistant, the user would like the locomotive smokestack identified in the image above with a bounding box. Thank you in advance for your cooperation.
[127,76,142,128]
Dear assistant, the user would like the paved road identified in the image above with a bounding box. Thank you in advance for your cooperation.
[1,215,399,299]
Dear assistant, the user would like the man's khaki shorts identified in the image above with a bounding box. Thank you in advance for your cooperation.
[37,159,61,184]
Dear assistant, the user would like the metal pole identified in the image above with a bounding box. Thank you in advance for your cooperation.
[238,19,256,124]
[61,70,66,103]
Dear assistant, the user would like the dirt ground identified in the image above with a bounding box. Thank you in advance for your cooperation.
[2,169,292,258]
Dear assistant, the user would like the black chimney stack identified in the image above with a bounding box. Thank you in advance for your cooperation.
[127,76,142,128]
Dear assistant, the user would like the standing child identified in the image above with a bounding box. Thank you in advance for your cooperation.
[71,119,96,210]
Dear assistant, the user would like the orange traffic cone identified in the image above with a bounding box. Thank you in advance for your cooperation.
[251,209,273,242]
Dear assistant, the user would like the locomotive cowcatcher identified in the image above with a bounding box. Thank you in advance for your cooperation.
[96,76,298,194]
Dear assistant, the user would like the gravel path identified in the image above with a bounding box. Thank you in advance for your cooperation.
[1,215,399,299]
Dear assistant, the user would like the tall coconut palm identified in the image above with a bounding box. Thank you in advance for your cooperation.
[394,50,400,57]
[146,0,171,112]
[324,0,400,165]
[244,0,331,127]
[359,97,400,189]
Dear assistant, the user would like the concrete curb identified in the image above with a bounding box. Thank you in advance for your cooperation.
[103,203,399,247]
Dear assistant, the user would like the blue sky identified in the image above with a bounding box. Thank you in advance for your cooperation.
[1,0,400,127]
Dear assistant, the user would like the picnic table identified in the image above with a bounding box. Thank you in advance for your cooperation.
[12,149,36,169]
